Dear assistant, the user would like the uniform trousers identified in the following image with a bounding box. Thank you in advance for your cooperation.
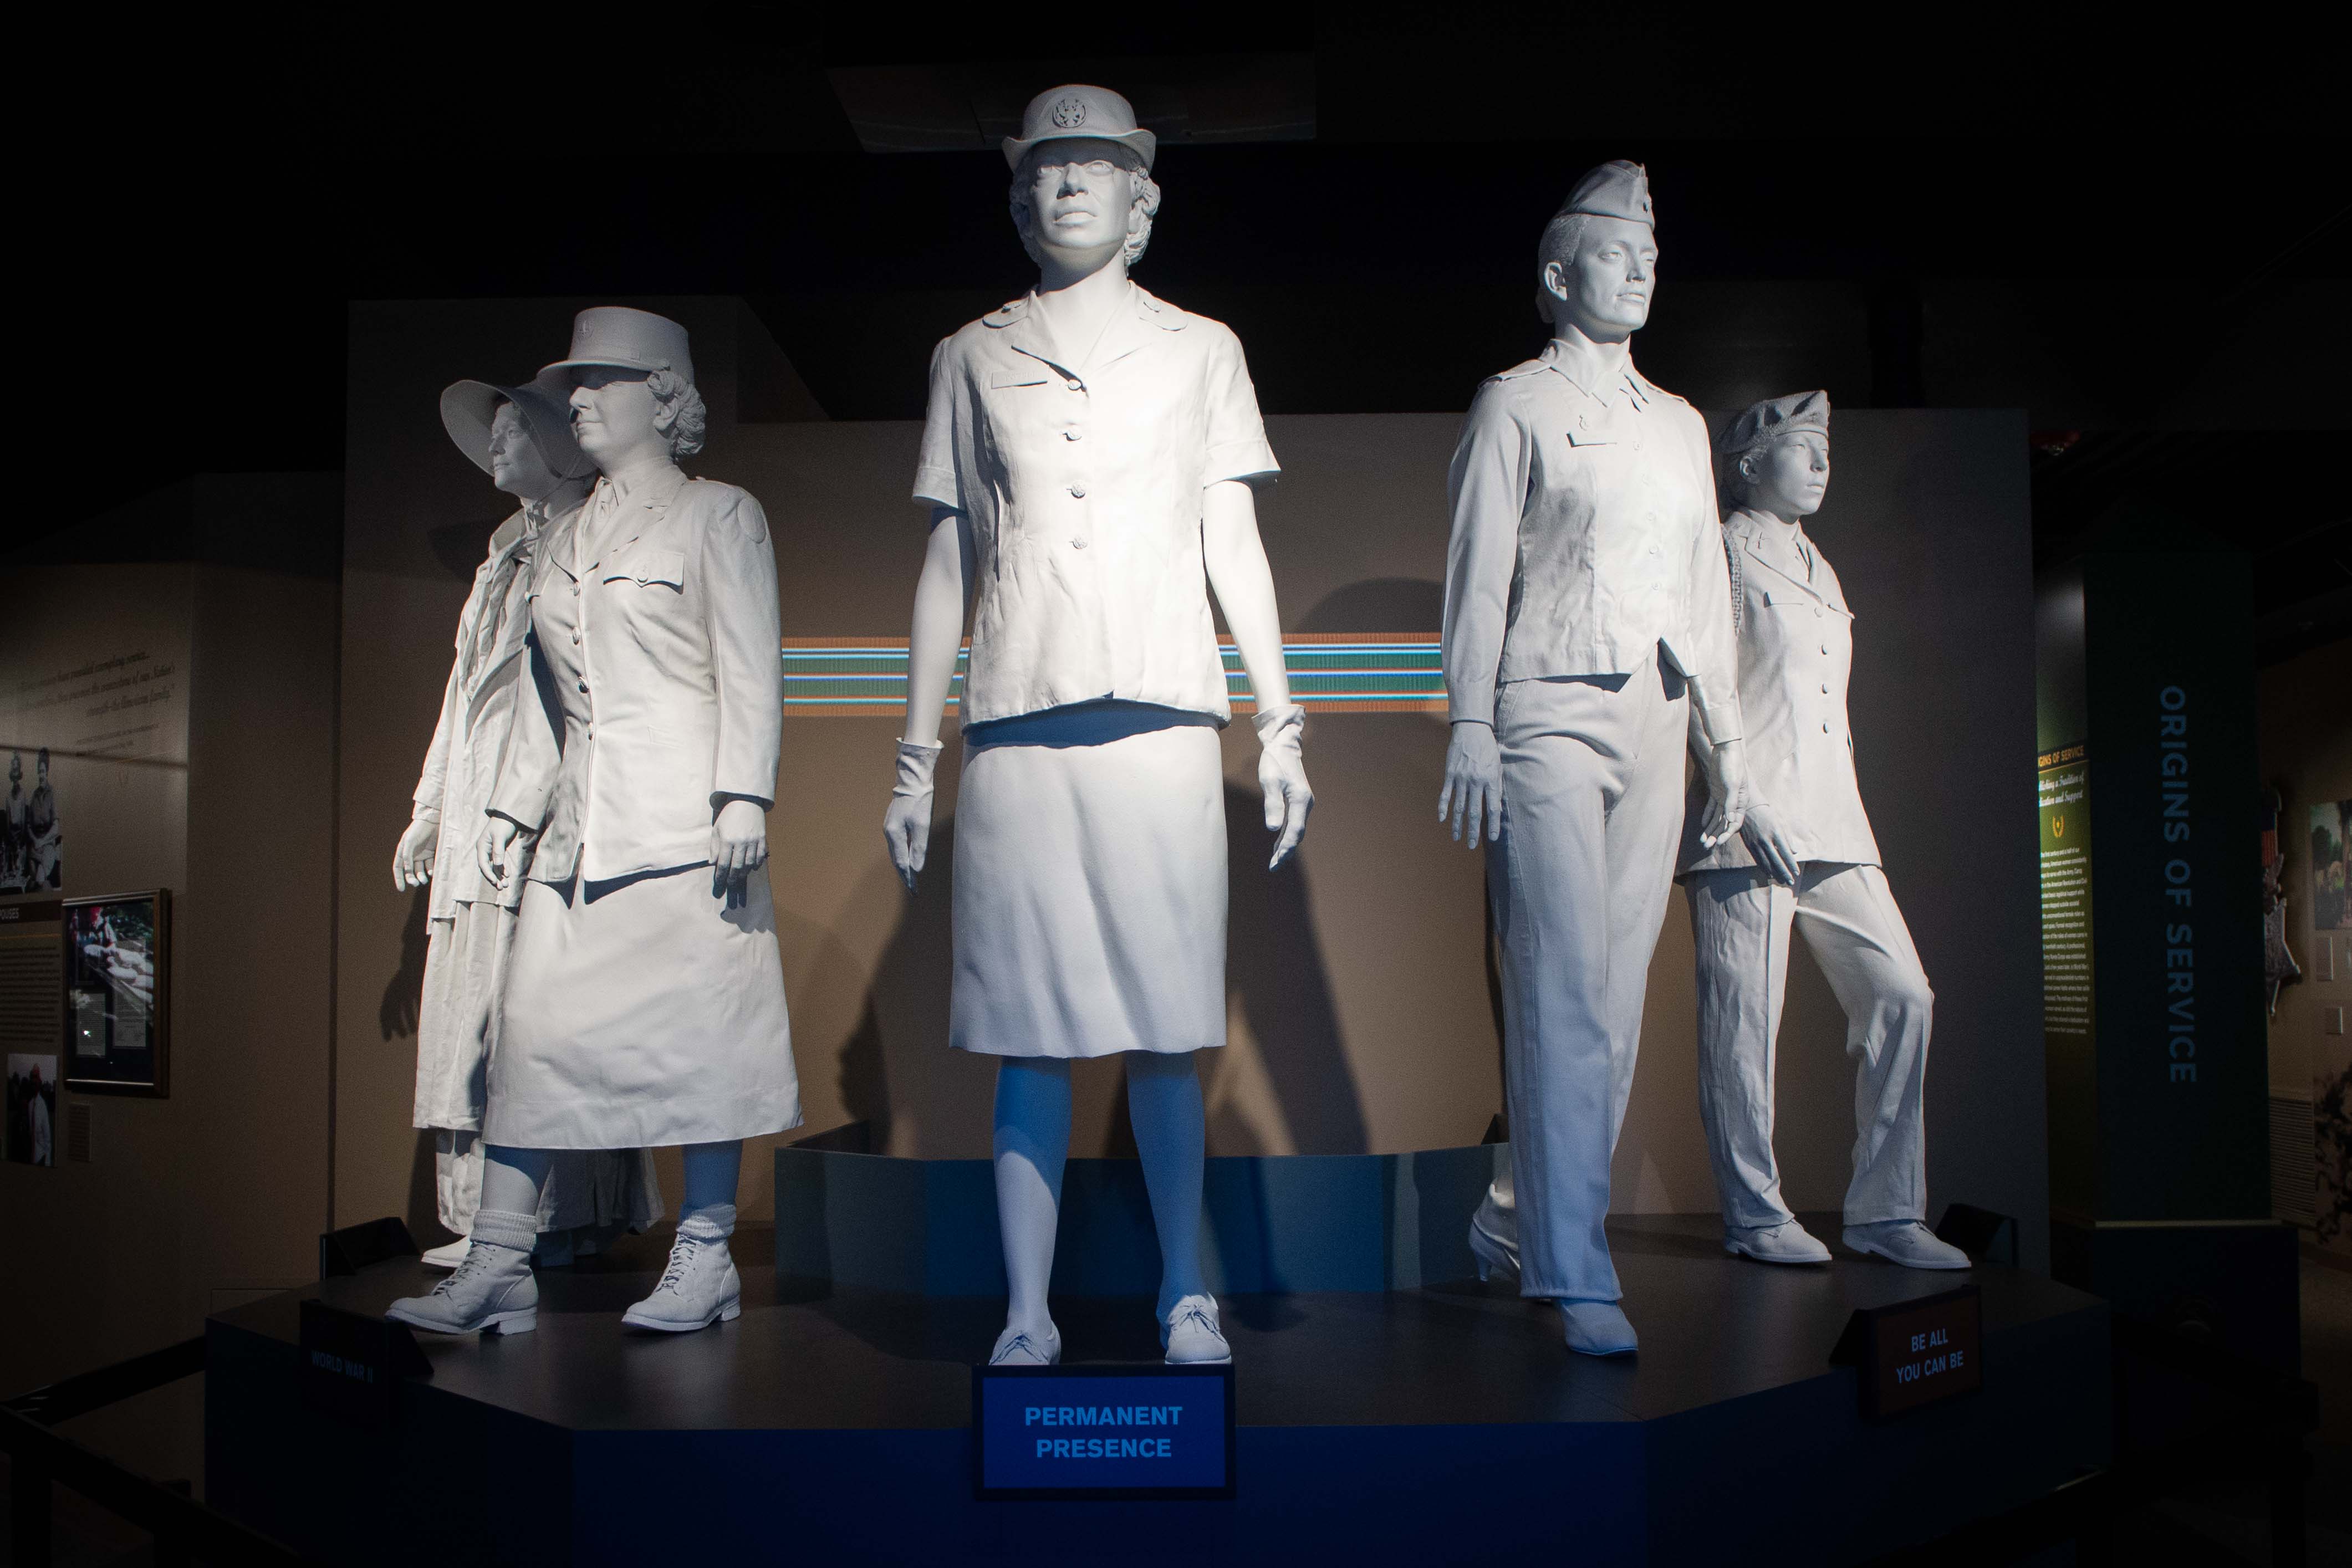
[1487,655,1688,1303]
[1686,861,1932,1230]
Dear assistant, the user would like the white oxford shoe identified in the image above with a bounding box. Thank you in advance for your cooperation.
[1558,1299,1638,1357]
[385,1242,538,1335]
[419,1237,472,1272]
[1725,1220,1833,1265]
[621,1230,742,1332]
[989,1324,1062,1366]
[1162,1295,1232,1365]
[1844,1221,1972,1270]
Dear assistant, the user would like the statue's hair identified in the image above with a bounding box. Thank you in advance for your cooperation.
[1533,211,1593,325]
[646,367,707,458]
[1010,144,1160,270]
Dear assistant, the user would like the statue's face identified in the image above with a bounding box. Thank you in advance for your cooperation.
[1021,137,1141,264]
[1547,215,1657,339]
[1748,431,1830,519]
[486,402,560,499]
[568,368,660,465]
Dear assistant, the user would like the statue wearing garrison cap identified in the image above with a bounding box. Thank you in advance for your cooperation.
[1676,391,1968,1271]
[1438,160,1757,1355]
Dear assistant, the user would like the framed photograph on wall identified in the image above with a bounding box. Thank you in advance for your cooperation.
[62,889,170,1096]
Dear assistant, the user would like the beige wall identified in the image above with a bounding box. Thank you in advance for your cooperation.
[339,298,2045,1263]
[0,481,338,1426]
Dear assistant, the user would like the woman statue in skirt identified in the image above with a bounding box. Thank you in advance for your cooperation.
[392,371,660,1272]
[884,85,1314,1367]
[391,307,802,1337]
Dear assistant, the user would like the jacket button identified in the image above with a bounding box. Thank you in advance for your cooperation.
[578,680,589,693]
[1069,485,1086,498]
[1820,683,1828,693]
[1065,428,1083,441]
[1071,538,1088,549]
[1822,722,1830,732]
[1820,645,1829,655]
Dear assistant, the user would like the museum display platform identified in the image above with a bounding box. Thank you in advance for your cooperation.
[206,1151,2113,1567]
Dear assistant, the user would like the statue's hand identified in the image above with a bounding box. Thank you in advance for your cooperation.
[1738,794,1805,886]
[478,816,523,889]
[1438,721,1504,850]
[884,739,943,892]
[711,798,769,884]
[1259,745,1313,870]
[394,813,438,892]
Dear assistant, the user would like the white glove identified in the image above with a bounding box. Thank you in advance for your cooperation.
[1254,705,1313,870]
[882,739,943,891]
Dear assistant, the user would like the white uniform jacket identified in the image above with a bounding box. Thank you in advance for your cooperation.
[913,284,1279,726]
[1442,339,1740,732]
[1680,508,1880,875]
[412,503,564,916]
[489,466,784,886]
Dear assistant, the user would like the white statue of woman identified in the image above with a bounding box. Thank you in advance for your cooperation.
[1680,391,1967,1270]
[390,307,802,1337]
[884,85,1313,1367]
[392,374,660,1271]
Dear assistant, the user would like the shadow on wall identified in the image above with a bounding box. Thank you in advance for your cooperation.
[380,886,430,1041]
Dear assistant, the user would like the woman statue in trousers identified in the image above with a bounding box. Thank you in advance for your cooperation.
[1679,391,1966,1271]
[392,372,660,1271]
[884,85,1313,1367]
[391,306,802,1336]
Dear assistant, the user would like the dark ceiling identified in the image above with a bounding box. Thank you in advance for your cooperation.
[21,11,2351,655]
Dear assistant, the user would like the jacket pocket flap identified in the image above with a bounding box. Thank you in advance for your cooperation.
[1560,428,1617,448]
[988,369,1052,389]
[608,548,686,588]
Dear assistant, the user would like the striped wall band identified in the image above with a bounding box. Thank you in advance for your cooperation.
[778,635,1444,716]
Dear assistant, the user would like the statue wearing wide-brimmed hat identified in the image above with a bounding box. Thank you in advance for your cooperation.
[391,362,660,1276]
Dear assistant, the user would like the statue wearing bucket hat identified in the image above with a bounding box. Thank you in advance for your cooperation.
[885,85,1312,1369]
[1677,391,1967,1273]
[390,307,802,1340]
[1440,161,1762,1355]
[391,370,659,1275]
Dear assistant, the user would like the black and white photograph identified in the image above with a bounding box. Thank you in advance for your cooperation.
[0,746,62,893]
[5,1052,58,1167]
[62,889,169,1095]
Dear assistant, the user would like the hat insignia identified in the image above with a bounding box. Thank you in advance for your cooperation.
[1052,96,1088,129]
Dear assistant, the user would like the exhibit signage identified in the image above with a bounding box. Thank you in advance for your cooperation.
[973,1365,1234,1499]
[299,1301,431,1429]
[1833,1285,1983,1418]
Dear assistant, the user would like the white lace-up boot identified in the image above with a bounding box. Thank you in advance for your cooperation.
[1161,1295,1232,1365]
[622,1206,741,1332]
[385,1209,539,1335]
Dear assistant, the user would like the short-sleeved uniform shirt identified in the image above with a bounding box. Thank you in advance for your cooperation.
[914,284,1278,727]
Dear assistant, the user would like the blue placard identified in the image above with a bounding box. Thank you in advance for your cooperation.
[973,1365,1234,1499]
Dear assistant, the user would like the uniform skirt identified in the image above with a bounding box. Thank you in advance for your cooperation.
[486,862,802,1148]
[951,702,1227,1059]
